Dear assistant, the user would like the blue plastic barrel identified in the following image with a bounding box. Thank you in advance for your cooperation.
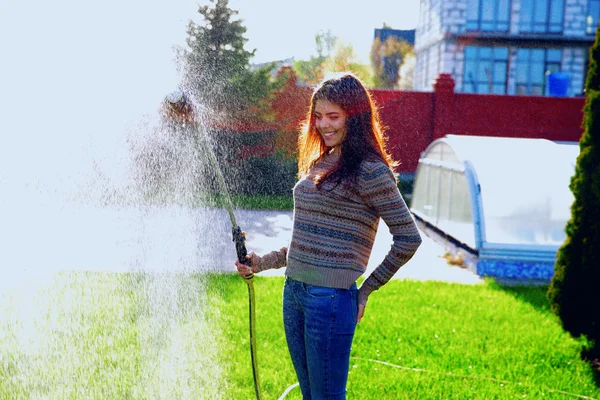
[547,72,570,97]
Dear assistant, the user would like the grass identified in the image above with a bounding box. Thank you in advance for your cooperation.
[1,272,599,399]
[231,195,294,211]
[194,194,294,211]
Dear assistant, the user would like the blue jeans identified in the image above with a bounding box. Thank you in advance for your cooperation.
[283,277,358,400]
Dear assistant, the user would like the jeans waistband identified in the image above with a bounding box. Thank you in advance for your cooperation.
[285,276,357,291]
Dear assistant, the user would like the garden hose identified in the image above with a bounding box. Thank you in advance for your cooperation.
[164,90,300,400]
[164,90,262,400]
[194,112,263,400]
[242,270,262,400]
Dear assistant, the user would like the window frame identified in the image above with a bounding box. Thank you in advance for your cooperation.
[519,0,565,34]
[466,0,512,32]
[586,0,600,35]
[515,48,563,96]
[462,46,509,94]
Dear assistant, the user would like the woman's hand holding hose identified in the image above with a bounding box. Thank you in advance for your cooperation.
[235,252,260,277]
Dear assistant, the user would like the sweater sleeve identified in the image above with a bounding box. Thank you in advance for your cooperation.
[254,247,288,273]
[357,162,422,306]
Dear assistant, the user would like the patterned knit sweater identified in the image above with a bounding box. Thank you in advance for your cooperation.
[254,152,422,305]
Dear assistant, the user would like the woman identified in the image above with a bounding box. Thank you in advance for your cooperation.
[236,72,422,399]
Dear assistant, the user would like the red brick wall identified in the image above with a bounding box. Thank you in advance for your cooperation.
[252,70,586,174]
[371,90,434,173]
[454,93,584,141]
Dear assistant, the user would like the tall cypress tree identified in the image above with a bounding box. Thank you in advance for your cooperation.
[548,28,600,359]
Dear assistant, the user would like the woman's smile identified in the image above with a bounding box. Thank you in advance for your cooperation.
[314,99,347,148]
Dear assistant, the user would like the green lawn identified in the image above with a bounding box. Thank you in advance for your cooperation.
[195,194,294,211]
[231,195,294,211]
[1,272,598,399]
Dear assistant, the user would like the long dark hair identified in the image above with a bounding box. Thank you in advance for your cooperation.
[297,72,397,188]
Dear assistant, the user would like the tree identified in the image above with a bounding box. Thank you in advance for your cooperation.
[293,30,373,86]
[548,28,600,363]
[315,29,337,59]
[398,52,416,90]
[293,30,334,86]
[180,0,279,119]
[322,41,373,87]
[370,34,413,89]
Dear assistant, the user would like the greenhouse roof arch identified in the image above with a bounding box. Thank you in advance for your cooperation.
[410,134,579,283]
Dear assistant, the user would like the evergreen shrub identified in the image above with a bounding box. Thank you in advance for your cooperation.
[548,28,600,361]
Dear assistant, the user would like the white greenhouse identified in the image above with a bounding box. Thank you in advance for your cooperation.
[410,135,579,283]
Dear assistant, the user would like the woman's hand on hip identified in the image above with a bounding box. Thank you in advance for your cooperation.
[357,304,365,324]
[235,252,259,277]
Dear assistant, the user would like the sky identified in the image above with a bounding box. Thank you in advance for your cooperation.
[227,0,421,64]
[0,0,420,185]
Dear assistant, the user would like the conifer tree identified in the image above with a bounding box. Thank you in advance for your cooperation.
[548,28,600,359]
[181,0,277,118]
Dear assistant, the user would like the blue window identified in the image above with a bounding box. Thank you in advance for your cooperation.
[515,48,562,95]
[466,0,511,31]
[520,0,564,33]
[587,0,600,35]
[463,47,509,94]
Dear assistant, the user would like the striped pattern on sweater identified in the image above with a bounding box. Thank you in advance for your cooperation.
[283,154,422,305]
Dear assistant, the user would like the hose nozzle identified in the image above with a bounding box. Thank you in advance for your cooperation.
[233,225,253,279]
[164,88,195,123]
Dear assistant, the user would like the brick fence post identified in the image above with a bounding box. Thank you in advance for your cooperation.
[433,73,456,141]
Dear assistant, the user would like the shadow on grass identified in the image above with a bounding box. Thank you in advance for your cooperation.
[582,342,600,386]
[487,280,551,313]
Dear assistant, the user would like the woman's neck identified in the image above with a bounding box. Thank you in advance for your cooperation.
[328,147,341,156]
[324,147,340,162]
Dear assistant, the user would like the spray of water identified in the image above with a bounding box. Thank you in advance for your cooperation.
[0,1,237,397]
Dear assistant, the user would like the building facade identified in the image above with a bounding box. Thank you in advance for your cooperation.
[414,0,599,96]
